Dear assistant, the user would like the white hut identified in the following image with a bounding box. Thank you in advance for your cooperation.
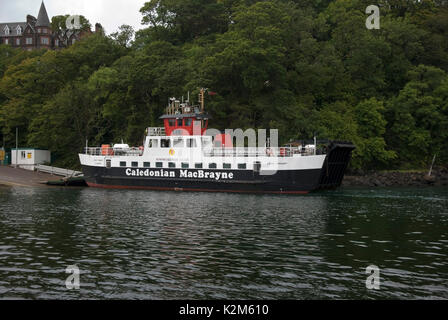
[11,148,51,171]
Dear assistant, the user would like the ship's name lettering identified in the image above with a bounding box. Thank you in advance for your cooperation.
[179,169,233,180]
[125,168,234,180]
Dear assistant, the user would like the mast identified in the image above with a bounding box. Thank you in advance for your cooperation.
[199,88,205,113]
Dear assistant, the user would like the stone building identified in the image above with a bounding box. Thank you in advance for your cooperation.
[0,1,101,50]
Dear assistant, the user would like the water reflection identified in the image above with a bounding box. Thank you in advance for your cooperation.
[0,186,447,299]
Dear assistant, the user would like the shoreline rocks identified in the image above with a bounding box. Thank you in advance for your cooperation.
[342,167,448,187]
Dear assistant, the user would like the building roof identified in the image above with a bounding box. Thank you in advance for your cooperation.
[0,22,26,37]
[36,1,50,27]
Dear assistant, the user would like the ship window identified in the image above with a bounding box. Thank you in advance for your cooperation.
[202,137,212,147]
[186,138,197,148]
[181,163,189,168]
[106,159,111,168]
[253,161,261,173]
[120,161,126,167]
[131,161,138,167]
[195,163,203,169]
[144,162,150,167]
[161,139,171,148]
[168,162,176,168]
[238,163,247,169]
[173,138,184,148]
[184,118,192,126]
[223,163,231,169]
[156,162,163,168]
[149,139,158,148]
[177,119,183,126]
[168,119,175,126]
[209,163,217,169]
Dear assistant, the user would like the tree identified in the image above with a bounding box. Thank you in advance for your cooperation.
[110,25,135,48]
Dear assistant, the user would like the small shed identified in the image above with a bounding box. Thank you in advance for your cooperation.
[11,148,51,171]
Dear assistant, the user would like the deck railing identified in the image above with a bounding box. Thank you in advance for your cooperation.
[85,147,143,156]
[204,146,317,157]
[147,127,166,136]
[84,146,321,157]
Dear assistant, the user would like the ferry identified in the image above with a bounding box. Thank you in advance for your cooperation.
[79,89,355,194]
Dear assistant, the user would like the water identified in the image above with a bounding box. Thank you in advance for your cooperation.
[0,185,447,300]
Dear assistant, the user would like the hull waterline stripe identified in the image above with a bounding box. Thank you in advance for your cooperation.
[86,182,309,194]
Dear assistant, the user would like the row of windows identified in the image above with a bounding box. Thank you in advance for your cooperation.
[1,38,73,46]
[1,37,51,45]
[167,118,193,127]
[3,26,21,35]
[3,26,49,36]
[118,162,246,169]
[149,138,200,148]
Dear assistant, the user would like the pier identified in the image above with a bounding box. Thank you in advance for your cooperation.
[0,166,85,187]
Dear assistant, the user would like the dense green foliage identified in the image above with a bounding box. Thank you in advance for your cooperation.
[1,0,447,169]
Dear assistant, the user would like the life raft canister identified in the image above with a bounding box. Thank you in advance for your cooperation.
[101,144,113,156]
[280,147,286,157]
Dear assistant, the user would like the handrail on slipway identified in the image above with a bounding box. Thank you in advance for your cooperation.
[35,164,83,177]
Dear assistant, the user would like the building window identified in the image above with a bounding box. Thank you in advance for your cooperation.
[223,163,231,169]
[72,38,76,45]
[4,26,10,35]
[195,163,203,169]
[120,161,126,167]
[55,39,59,46]
[177,119,183,126]
[209,163,217,169]
[181,163,189,168]
[26,38,32,45]
[168,119,175,127]
[131,161,138,167]
[16,26,22,35]
[238,163,247,169]
[143,162,150,168]
[4,38,9,45]
[184,118,192,126]
[156,162,163,168]
[168,162,176,168]
[41,37,49,45]
[16,38,20,45]
[21,151,26,159]
[38,28,41,33]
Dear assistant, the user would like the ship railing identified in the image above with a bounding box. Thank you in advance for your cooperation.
[204,147,318,157]
[147,127,166,136]
[84,147,143,156]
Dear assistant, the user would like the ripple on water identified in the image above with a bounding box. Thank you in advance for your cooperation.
[0,186,447,299]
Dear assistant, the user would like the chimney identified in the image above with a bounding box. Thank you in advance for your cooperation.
[95,23,103,33]
[27,15,37,26]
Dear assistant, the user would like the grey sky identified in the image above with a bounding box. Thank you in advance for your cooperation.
[0,0,148,35]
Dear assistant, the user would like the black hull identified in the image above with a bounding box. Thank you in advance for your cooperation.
[81,141,355,194]
[81,166,321,194]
